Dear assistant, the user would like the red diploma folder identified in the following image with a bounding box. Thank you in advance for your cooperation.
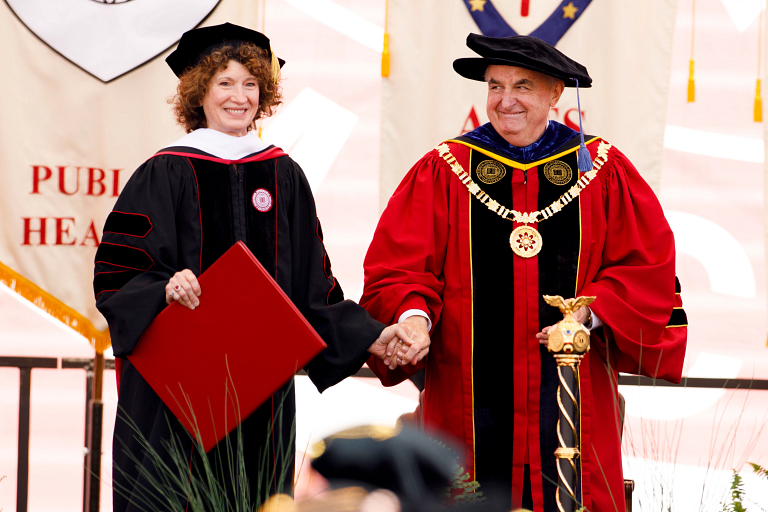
[128,241,327,452]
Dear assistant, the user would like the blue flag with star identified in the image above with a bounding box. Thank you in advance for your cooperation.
[462,0,593,46]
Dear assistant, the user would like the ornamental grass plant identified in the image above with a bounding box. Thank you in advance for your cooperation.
[620,374,768,511]
[111,375,294,512]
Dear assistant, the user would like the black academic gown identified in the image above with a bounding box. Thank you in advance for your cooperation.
[94,143,384,512]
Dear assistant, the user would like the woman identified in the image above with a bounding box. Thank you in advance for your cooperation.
[93,23,426,512]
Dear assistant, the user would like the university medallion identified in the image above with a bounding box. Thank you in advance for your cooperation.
[510,226,542,258]
[476,159,506,184]
[543,161,572,186]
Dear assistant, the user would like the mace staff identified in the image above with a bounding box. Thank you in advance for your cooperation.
[543,294,596,512]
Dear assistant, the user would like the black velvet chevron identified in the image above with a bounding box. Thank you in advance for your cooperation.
[103,211,153,237]
[668,308,687,327]
[95,243,154,271]
[94,269,143,296]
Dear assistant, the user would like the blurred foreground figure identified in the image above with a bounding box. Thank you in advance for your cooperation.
[262,426,514,512]
[361,34,688,511]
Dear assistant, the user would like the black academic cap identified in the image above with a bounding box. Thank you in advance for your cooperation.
[166,22,285,78]
[453,33,591,88]
[311,426,458,505]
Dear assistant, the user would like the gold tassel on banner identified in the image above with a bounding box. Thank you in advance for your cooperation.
[688,60,695,102]
[688,0,696,102]
[756,6,763,122]
[382,0,390,77]
[257,0,267,138]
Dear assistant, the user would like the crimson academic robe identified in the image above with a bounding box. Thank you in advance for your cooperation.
[360,134,687,512]
[94,142,384,512]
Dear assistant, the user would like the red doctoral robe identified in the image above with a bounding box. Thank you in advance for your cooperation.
[360,135,687,511]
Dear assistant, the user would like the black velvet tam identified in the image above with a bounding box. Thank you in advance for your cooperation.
[166,22,285,77]
[453,33,591,87]
[311,427,458,505]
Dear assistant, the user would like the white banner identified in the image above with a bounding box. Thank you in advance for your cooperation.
[380,0,678,208]
[0,0,274,352]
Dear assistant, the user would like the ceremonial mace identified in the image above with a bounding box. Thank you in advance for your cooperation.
[543,295,596,512]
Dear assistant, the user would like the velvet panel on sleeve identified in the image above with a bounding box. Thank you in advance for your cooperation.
[94,155,202,357]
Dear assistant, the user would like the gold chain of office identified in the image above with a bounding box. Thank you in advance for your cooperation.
[434,140,613,258]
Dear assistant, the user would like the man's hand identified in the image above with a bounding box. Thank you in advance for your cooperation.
[392,316,431,370]
[368,316,431,370]
[535,306,590,348]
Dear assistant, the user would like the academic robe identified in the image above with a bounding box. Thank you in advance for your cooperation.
[94,134,384,512]
[360,129,687,512]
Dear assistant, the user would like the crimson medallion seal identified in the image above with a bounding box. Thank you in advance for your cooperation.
[252,189,273,212]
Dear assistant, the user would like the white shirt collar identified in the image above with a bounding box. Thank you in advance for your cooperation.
[169,129,271,160]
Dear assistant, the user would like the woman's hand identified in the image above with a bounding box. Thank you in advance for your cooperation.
[165,269,201,310]
[368,323,416,368]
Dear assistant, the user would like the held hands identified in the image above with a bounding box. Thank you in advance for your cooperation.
[367,316,431,370]
[535,305,590,348]
[165,269,201,310]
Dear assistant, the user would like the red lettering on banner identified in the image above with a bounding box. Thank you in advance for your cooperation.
[564,108,585,132]
[22,218,47,245]
[31,166,53,194]
[88,168,106,196]
[55,218,77,245]
[462,106,481,134]
[29,165,123,196]
[549,107,587,132]
[80,221,100,246]
[21,217,101,246]
[112,169,122,197]
[58,166,81,195]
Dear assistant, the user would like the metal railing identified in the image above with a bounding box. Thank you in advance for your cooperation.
[3,358,767,512]
[1,356,114,512]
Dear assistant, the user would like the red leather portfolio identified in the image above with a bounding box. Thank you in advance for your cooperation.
[128,241,327,452]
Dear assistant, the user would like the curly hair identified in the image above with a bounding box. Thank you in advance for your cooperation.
[171,42,282,133]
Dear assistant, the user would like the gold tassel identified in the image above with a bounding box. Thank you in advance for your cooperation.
[270,50,280,84]
[755,79,763,122]
[381,32,390,77]
[688,0,696,103]
[687,59,695,102]
[382,0,390,77]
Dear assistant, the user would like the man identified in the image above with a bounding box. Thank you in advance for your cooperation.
[360,34,687,511]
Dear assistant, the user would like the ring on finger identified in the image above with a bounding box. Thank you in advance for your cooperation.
[174,285,180,291]
[170,291,174,298]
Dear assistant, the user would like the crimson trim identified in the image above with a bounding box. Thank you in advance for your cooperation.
[326,279,338,306]
[115,358,123,395]
[103,211,153,238]
[94,269,128,298]
[153,146,287,165]
[95,242,154,271]
[274,161,278,277]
